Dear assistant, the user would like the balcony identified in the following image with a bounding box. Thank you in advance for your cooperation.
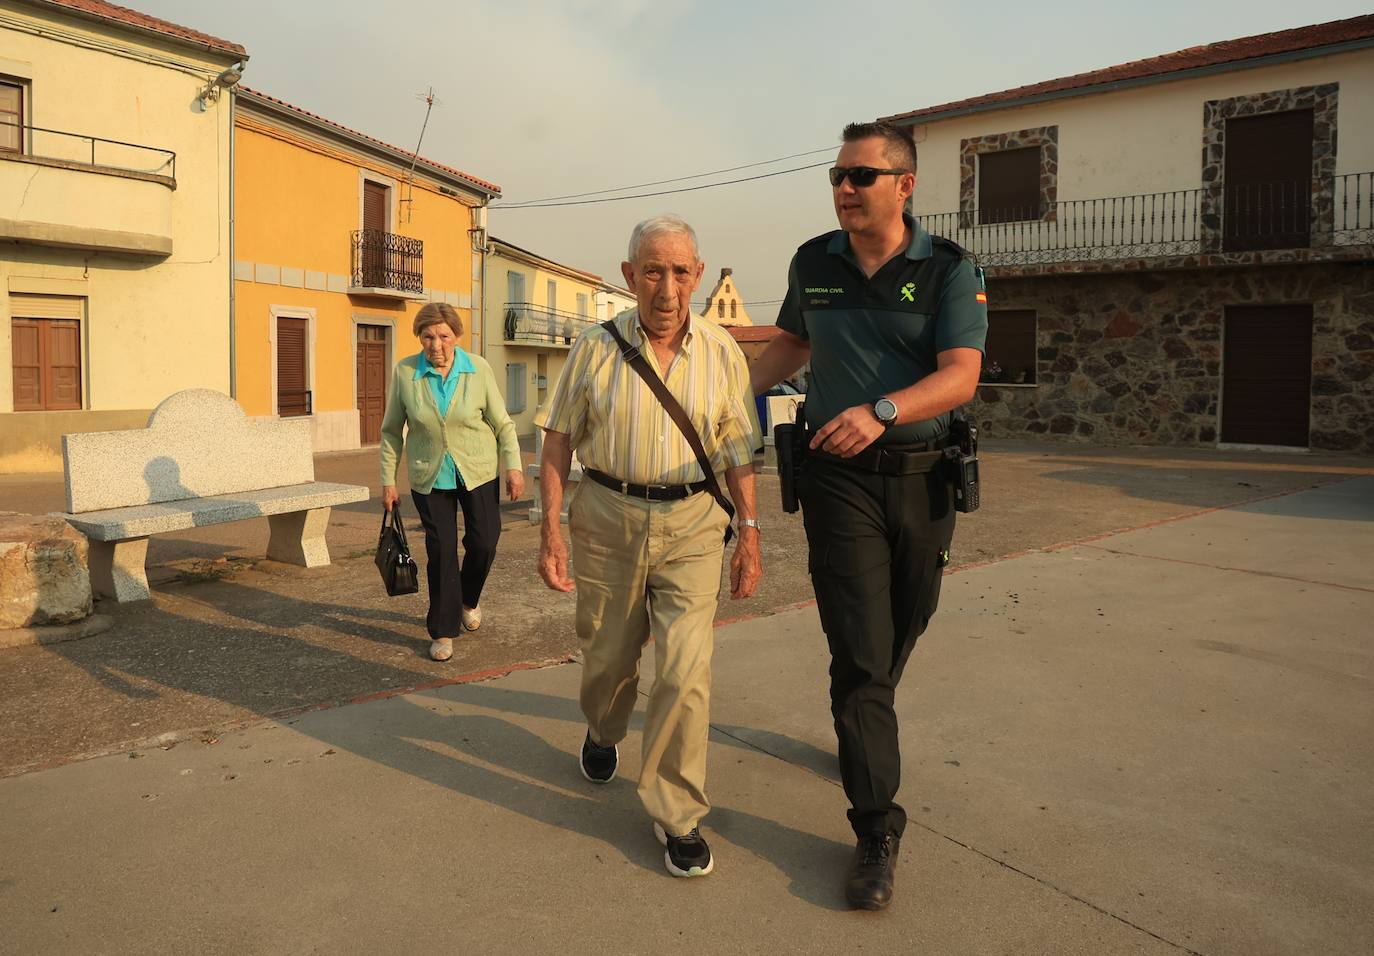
[503,303,596,348]
[915,172,1373,275]
[0,121,177,257]
[349,229,425,299]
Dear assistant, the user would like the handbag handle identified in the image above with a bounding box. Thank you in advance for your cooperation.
[381,501,410,549]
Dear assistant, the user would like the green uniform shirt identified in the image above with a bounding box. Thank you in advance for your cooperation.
[777,214,988,444]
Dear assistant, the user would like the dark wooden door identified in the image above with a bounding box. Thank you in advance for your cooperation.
[277,317,310,417]
[1223,110,1313,251]
[979,146,1041,224]
[357,324,389,444]
[1222,305,1312,447]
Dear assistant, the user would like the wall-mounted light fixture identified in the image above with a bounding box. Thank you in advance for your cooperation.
[198,67,243,107]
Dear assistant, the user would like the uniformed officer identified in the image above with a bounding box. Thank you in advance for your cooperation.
[751,121,987,910]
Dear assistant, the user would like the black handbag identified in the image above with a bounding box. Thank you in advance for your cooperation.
[375,504,420,596]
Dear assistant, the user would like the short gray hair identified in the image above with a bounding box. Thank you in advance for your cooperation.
[627,215,699,263]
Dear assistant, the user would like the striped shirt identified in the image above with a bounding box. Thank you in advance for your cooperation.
[535,309,760,486]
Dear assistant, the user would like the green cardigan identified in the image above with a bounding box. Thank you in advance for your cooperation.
[379,353,522,494]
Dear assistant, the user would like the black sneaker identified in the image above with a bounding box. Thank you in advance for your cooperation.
[845,832,900,910]
[579,732,618,784]
[653,822,714,877]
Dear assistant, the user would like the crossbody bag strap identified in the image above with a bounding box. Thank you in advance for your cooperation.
[600,320,735,544]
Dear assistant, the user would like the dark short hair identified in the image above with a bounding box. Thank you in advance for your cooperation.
[842,121,917,174]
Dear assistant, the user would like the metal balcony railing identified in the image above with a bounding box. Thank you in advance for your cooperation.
[351,230,424,293]
[914,171,1373,267]
[503,302,596,346]
[0,119,176,179]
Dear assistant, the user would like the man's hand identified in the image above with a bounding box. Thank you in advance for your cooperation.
[538,530,575,592]
[729,527,761,599]
[811,405,884,457]
[505,468,525,502]
[382,485,399,512]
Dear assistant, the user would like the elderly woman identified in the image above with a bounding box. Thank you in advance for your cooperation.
[381,303,524,661]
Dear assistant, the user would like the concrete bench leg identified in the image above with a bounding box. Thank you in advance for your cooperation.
[267,507,331,567]
[89,537,150,602]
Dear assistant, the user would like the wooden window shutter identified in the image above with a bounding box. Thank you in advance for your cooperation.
[363,181,388,234]
[0,80,21,153]
[979,147,1041,224]
[11,319,42,411]
[10,294,84,411]
[276,317,309,417]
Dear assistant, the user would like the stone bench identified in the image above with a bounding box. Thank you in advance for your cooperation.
[59,389,369,602]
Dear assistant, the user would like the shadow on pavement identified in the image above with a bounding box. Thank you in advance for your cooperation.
[42,597,850,909]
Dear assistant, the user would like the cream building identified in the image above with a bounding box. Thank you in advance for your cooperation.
[483,237,604,437]
[0,0,245,471]
[883,14,1374,453]
[699,267,753,326]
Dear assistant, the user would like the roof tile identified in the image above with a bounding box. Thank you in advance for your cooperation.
[31,0,246,58]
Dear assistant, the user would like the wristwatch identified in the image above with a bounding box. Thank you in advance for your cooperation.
[873,397,898,428]
[739,518,762,533]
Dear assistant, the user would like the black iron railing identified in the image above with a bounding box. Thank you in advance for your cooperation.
[503,302,595,346]
[351,230,424,293]
[915,171,1373,266]
[0,119,176,179]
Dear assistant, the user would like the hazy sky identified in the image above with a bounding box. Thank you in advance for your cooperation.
[135,0,1369,313]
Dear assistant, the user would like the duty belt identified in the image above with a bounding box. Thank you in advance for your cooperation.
[585,468,710,501]
[806,433,952,476]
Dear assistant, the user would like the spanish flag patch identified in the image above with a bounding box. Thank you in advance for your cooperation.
[975,292,987,303]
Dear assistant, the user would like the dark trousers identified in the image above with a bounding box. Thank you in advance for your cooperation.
[799,457,956,838]
[410,479,502,639]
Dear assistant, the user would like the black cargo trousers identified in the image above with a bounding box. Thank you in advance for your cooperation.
[799,454,956,838]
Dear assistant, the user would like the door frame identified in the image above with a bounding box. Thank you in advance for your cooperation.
[351,314,396,440]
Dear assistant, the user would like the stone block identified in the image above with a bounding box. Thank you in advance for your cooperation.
[305,270,327,291]
[266,508,331,567]
[88,537,149,603]
[327,274,349,294]
[280,267,305,288]
[0,513,91,628]
[254,263,280,285]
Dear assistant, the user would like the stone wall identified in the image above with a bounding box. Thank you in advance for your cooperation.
[974,261,1374,452]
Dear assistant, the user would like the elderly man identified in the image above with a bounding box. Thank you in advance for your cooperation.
[537,215,762,878]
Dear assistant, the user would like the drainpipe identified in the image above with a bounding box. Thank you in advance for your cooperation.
[477,201,489,360]
[227,87,237,399]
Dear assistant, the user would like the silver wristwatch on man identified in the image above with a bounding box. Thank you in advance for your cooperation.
[873,397,898,428]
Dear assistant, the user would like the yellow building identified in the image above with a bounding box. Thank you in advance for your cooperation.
[700,267,753,326]
[0,0,245,471]
[233,89,500,451]
[483,237,613,437]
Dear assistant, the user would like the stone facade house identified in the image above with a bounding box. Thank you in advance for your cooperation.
[882,14,1374,453]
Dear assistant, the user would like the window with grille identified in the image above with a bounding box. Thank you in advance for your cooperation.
[980,310,1036,385]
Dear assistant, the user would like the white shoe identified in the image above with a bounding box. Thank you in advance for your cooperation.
[461,605,482,632]
[429,638,453,662]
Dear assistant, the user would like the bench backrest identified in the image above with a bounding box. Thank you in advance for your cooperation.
[63,389,316,514]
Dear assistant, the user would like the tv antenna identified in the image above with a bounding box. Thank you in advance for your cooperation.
[399,87,440,223]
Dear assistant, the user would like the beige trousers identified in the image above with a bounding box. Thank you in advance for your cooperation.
[569,477,729,836]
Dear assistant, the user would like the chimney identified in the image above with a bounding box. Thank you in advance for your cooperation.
[720,268,732,279]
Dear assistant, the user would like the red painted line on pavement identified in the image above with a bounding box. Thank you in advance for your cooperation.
[1079,544,1374,594]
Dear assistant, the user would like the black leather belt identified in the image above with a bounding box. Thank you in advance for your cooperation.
[807,433,952,476]
[585,468,709,501]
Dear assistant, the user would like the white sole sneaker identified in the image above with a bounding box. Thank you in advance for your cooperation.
[653,822,714,877]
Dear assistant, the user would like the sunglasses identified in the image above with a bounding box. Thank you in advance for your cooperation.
[829,166,907,187]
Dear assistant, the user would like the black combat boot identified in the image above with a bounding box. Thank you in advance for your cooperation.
[845,831,900,910]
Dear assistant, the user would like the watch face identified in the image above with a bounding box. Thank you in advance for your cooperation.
[875,398,897,424]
